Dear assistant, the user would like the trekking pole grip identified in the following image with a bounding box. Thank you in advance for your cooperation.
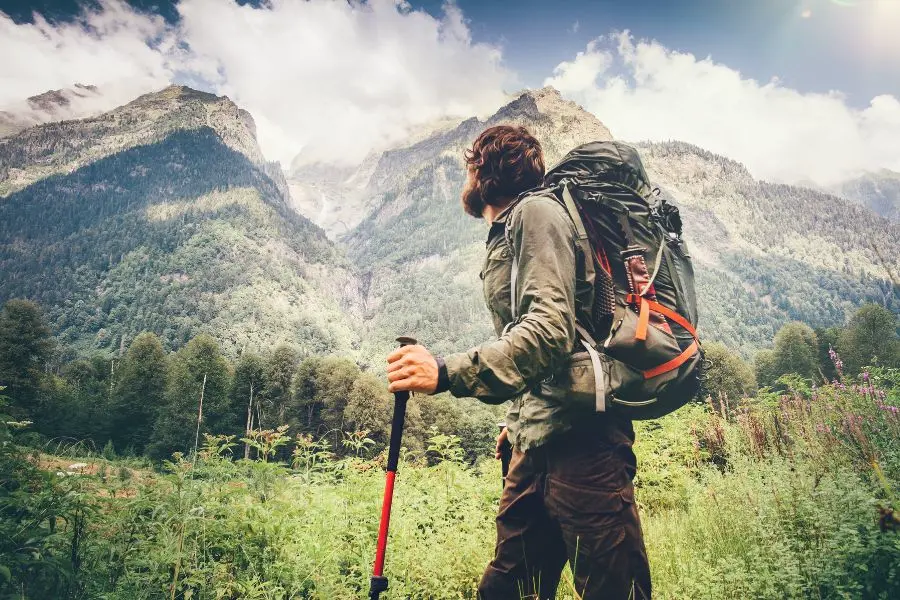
[386,336,416,471]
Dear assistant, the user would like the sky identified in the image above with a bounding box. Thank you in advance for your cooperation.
[1,0,899,184]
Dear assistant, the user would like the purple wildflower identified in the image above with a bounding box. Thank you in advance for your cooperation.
[829,346,844,376]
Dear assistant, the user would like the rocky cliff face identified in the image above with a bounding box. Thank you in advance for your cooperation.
[286,87,613,240]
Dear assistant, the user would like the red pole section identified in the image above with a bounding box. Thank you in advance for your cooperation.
[372,470,397,577]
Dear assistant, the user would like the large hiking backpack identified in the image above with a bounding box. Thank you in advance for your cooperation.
[510,141,703,420]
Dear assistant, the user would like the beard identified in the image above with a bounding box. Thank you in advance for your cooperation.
[461,181,485,218]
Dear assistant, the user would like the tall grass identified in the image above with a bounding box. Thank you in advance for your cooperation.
[4,365,899,599]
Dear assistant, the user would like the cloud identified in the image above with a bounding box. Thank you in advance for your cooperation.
[0,1,183,117]
[0,0,513,166]
[545,32,900,185]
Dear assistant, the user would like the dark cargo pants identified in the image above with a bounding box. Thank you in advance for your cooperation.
[477,428,651,600]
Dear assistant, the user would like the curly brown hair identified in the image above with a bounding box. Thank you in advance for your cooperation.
[462,125,545,217]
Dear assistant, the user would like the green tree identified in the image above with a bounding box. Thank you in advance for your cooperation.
[262,345,299,425]
[836,303,900,375]
[148,334,233,460]
[0,299,54,417]
[111,332,167,453]
[771,322,819,381]
[34,355,115,446]
[231,352,265,458]
[293,356,359,435]
[343,372,392,444]
[701,342,756,406]
[755,349,778,390]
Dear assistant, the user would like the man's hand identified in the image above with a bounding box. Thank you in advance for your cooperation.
[495,427,509,460]
[387,344,439,394]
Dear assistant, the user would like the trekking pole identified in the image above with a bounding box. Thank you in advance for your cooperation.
[498,422,512,489]
[369,336,417,600]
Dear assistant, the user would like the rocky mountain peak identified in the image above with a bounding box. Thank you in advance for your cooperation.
[486,86,613,165]
[26,83,101,113]
[0,85,267,196]
[0,83,103,138]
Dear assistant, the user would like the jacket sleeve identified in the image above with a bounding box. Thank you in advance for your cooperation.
[443,196,577,403]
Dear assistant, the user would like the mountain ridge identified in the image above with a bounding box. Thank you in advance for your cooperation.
[0,85,267,197]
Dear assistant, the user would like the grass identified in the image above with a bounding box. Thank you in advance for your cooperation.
[6,367,900,599]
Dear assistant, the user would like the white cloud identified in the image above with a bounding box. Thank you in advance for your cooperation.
[0,1,183,117]
[0,0,513,166]
[545,31,900,185]
[5,6,898,186]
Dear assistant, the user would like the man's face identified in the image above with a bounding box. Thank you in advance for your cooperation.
[461,165,485,218]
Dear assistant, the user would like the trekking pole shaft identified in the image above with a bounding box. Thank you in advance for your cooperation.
[498,422,511,485]
[373,389,408,577]
[369,336,416,599]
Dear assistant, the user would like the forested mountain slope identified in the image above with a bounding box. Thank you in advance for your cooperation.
[327,88,899,357]
[0,87,362,357]
[637,142,898,350]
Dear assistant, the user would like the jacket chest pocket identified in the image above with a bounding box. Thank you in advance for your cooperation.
[481,243,513,324]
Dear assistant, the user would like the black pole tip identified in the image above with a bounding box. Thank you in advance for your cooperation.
[369,575,389,599]
[396,336,418,347]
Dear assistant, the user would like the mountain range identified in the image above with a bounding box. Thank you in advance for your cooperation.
[0,85,896,363]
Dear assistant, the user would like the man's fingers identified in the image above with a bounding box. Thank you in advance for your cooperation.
[387,367,412,383]
[388,377,414,393]
[386,360,406,374]
[386,345,414,363]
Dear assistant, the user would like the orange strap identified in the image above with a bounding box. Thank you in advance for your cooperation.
[643,340,699,379]
[635,296,650,341]
[626,294,700,379]
[627,294,697,338]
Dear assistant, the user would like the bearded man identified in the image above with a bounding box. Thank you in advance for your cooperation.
[386,125,651,600]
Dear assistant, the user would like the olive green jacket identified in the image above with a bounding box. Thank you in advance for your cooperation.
[443,192,598,451]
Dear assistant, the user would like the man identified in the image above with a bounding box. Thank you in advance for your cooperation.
[386,125,651,599]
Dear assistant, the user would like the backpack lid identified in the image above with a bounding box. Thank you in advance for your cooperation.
[545,141,654,199]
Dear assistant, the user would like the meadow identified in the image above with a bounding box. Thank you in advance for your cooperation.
[3,361,898,599]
